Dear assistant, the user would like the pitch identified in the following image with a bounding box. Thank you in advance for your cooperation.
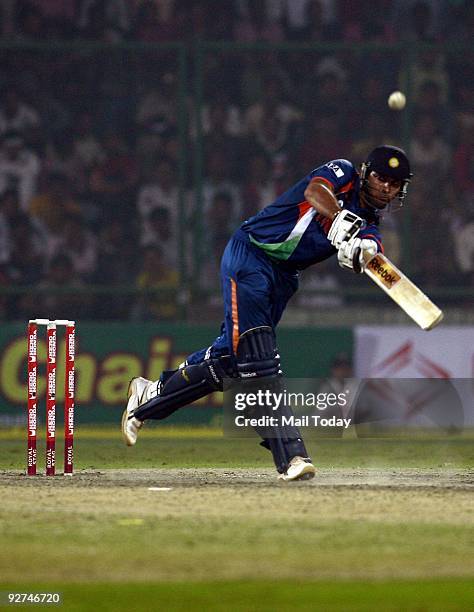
[0,430,473,611]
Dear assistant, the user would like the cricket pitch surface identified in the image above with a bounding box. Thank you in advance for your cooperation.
[0,432,473,610]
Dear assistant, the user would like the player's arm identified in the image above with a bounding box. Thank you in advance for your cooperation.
[304,178,363,248]
[304,178,340,220]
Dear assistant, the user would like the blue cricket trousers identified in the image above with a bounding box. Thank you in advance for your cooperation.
[187,228,298,364]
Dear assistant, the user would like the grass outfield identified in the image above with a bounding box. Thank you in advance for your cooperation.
[0,428,473,611]
[1,426,473,469]
[1,581,473,611]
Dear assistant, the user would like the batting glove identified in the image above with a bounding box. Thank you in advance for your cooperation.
[338,237,378,273]
[327,209,364,248]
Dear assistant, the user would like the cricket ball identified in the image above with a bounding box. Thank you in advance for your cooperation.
[388,91,406,110]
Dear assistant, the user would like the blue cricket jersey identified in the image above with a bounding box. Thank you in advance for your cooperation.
[240,159,383,271]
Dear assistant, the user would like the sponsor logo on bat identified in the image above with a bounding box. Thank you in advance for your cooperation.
[367,255,401,288]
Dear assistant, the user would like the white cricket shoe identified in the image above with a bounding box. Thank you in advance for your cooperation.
[121,377,151,446]
[278,456,316,482]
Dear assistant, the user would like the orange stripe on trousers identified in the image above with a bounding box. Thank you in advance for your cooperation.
[230,278,239,354]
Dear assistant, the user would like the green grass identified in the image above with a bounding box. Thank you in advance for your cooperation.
[1,427,473,471]
[1,580,473,611]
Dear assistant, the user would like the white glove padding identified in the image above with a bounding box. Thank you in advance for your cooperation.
[327,209,364,248]
[338,238,378,273]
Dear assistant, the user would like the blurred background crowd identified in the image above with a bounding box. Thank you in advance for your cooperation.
[0,0,473,322]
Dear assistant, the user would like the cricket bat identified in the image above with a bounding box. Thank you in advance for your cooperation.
[363,252,444,331]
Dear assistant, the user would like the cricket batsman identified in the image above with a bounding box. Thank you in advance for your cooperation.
[122,145,412,481]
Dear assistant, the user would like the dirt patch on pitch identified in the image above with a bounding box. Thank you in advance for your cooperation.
[1,467,473,490]
[1,468,474,529]
[1,467,474,582]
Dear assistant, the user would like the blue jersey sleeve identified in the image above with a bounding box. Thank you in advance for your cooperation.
[309,159,357,193]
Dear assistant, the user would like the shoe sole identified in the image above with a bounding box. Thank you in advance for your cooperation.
[121,379,140,446]
[279,464,316,482]
[295,469,316,481]
[121,408,134,446]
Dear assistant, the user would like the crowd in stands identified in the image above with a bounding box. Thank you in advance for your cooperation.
[0,0,473,321]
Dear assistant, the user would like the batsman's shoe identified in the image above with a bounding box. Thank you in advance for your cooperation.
[121,377,151,446]
[278,457,316,482]
[122,414,143,447]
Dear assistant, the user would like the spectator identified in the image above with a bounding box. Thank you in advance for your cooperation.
[245,76,303,139]
[28,253,88,321]
[0,131,40,212]
[207,1,235,40]
[131,245,179,321]
[301,63,348,117]
[414,245,452,287]
[29,0,76,39]
[446,1,474,43]
[296,258,344,309]
[410,47,450,104]
[453,214,474,277]
[201,94,243,139]
[201,149,241,226]
[253,110,292,178]
[394,0,445,42]
[209,191,235,257]
[136,73,178,135]
[0,265,10,319]
[48,214,99,281]
[43,137,83,192]
[71,112,106,174]
[412,80,451,139]
[77,0,131,42]
[450,54,474,134]
[94,216,137,317]
[349,76,390,134]
[298,113,351,170]
[200,97,246,181]
[132,0,181,41]
[135,74,178,174]
[6,211,46,285]
[140,206,178,267]
[240,152,278,218]
[285,0,337,42]
[0,189,18,265]
[0,1,16,38]
[409,183,455,286]
[201,192,236,292]
[351,116,396,167]
[96,215,137,284]
[380,213,402,267]
[234,0,284,42]
[29,172,81,240]
[89,132,138,221]
[0,86,41,144]
[136,156,179,253]
[410,114,451,184]
[177,0,212,43]
[285,0,337,36]
[0,184,48,276]
[15,1,45,40]
[340,0,395,42]
[319,352,355,402]
[93,216,137,320]
[452,124,474,200]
